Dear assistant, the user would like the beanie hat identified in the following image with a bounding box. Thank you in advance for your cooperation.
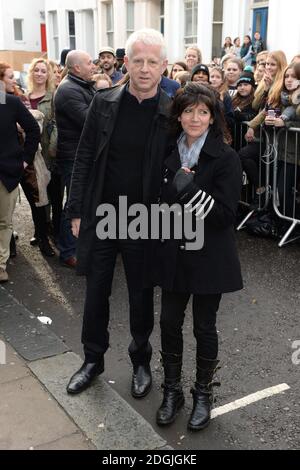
[60,49,71,67]
[116,48,125,59]
[237,71,255,88]
[191,64,210,81]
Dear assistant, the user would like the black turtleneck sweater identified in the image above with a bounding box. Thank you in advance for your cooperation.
[102,89,158,206]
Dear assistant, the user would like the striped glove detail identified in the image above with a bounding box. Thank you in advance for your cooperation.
[185,190,215,220]
[196,198,215,220]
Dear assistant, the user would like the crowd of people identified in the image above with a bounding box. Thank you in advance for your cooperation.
[0,28,299,431]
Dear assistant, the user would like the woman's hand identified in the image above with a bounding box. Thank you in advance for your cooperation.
[263,71,273,92]
[173,168,194,193]
[181,167,195,174]
[265,117,285,127]
[264,115,276,126]
[245,127,255,142]
[273,118,285,127]
[23,161,28,169]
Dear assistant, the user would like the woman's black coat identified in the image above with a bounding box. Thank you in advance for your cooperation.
[151,129,243,295]
[0,94,40,192]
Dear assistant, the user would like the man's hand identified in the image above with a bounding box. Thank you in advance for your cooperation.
[71,218,81,238]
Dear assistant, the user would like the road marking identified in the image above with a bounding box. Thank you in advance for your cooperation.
[211,383,290,419]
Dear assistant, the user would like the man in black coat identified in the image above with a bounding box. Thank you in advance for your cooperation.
[55,50,96,267]
[0,93,40,282]
[66,29,172,399]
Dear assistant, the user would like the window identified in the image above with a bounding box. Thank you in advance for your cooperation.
[49,11,59,60]
[212,0,224,59]
[14,19,23,41]
[68,11,76,50]
[184,1,198,46]
[106,3,114,47]
[126,1,134,38]
[160,0,165,35]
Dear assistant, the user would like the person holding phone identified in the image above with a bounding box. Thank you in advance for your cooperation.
[239,52,287,204]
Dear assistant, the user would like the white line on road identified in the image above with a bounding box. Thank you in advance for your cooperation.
[211,383,290,419]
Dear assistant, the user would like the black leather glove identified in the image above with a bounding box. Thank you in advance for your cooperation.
[172,168,194,194]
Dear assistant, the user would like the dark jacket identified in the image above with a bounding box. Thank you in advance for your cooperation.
[277,120,300,164]
[54,73,96,162]
[0,94,40,192]
[151,129,243,294]
[232,103,257,150]
[67,84,172,274]
[160,76,180,98]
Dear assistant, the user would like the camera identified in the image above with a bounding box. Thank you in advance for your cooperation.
[267,109,275,118]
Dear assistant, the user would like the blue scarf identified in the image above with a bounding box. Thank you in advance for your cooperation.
[177,129,209,169]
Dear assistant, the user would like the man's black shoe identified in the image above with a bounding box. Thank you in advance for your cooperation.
[38,237,55,257]
[131,364,152,398]
[67,360,104,394]
[30,236,38,246]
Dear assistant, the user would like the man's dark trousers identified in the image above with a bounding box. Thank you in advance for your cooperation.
[82,237,154,365]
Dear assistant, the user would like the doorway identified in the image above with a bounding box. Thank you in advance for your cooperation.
[252,7,268,45]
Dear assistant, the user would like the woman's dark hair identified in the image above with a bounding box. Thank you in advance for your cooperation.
[232,87,255,110]
[169,61,188,79]
[243,35,252,45]
[223,37,233,48]
[169,82,226,138]
[281,62,300,92]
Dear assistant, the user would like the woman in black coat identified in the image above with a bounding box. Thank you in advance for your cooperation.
[0,86,40,282]
[153,83,243,431]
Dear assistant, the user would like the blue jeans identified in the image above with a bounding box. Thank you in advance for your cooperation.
[57,160,77,261]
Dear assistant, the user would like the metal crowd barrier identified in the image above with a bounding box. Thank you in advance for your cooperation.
[236,124,274,231]
[272,127,300,247]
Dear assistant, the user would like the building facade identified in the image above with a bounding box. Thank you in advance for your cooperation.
[43,0,299,64]
[45,0,98,62]
[0,0,46,70]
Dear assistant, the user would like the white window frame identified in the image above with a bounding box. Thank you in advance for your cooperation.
[13,18,24,42]
[126,1,135,38]
[212,0,224,59]
[252,0,269,6]
[68,10,76,50]
[160,0,165,35]
[184,0,198,46]
[49,11,59,60]
[106,2,114,47]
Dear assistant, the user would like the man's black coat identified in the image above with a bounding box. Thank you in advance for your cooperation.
[55,73,96,162]
[67,85,172,274]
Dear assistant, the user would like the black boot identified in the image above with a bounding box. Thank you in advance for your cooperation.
[38,237,55,257]
[9,234,17,258]
[188,356,220,432]
[156,352,184,426]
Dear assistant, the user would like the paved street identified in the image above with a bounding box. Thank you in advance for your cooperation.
[1,196,300,450]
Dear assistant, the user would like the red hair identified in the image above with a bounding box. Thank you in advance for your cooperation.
[0,62,12,80]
